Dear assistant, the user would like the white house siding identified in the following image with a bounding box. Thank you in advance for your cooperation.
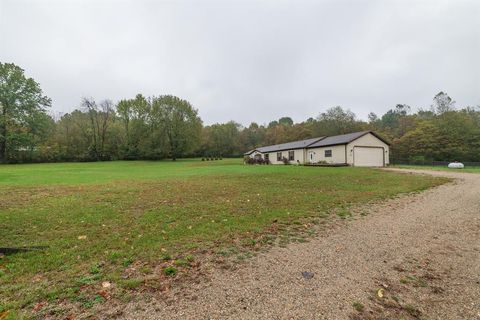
[266,152,281,165]
[346,133,389,165]
[250,151,262,159]
[262,149,305,164]
[265,151,283,165]
[291,149,305,164]
[306,145,346,164]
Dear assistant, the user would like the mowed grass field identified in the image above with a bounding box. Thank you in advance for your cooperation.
[0,159,448,318]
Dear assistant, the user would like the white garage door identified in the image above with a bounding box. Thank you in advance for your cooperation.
[354,147,384,167]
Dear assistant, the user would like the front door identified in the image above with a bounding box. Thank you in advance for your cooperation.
[308,151,314,163]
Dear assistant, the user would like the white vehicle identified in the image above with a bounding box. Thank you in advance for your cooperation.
[448,162,464,169]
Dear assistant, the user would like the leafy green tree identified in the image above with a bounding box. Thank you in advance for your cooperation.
[202,121,242,157]
[312,106,365,136]
[240,122,266,151]
[432,91,455,114]
[264,123,288,145]
[416,109,436,120]
[155,95,202,160]
[81,98,115,160]
[278,117,294,126]
[116,98,133,151]
[392,121,441,161]
[0,62,51,162]
[367,112,378,123]
[21,111,55,161]
[378,104,416,138]
[116,94,150,158]
[268,120,279,128]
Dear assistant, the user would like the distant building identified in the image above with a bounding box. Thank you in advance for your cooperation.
[244,131,390,167]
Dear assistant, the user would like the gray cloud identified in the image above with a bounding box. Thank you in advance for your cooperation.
[1,0,479,125]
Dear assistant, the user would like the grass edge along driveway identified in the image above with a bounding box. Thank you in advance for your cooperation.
[0,159,449,318]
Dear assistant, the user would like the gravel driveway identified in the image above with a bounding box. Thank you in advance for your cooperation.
[124,169,480,319]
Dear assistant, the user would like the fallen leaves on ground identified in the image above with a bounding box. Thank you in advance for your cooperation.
[377,288,384,298]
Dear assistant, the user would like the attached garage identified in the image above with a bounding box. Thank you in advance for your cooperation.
[346,132,389,167]
[353,146,385,167]
[307,131,390,167]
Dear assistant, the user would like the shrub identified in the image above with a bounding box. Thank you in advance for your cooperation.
[89,264,101,275]
[244,156,254,165]
[409,155,429,165]
[122,258,134,267]
[352,301,364,312]
[201,158,205,161]
[161,253,172,261]
[282,157,290,165]
[244,156,270,165]
[120,278,143,290]
[174,259,189,267]
[164,266,177,276]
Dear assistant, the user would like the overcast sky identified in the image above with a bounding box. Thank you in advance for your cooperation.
[1,0,479,125]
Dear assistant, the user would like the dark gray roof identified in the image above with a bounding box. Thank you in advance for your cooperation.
[254,137,325,153]
[308,131,390,148]
[308,131,368,148]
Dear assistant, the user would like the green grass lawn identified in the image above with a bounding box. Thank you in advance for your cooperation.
[392,164,480,174]
[0,159,448,318]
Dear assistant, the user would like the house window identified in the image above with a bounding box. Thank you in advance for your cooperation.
[264,153,269,161]
[325,150,332,157]
[288,150,295,161]
[277,152,282,161]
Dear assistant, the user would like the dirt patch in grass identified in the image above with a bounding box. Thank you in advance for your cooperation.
[0,185,88,211]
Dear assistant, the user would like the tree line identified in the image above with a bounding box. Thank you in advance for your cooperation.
[1,62,479,164]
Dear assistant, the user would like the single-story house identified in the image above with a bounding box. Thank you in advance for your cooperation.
[244,131,390,167]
